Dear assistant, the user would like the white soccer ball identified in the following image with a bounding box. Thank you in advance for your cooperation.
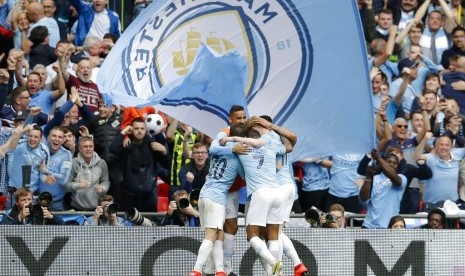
[145,113,165,135]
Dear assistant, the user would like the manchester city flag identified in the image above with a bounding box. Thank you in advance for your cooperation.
[97,0,374,160]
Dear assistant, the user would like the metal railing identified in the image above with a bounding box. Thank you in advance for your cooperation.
[2,210,465,228]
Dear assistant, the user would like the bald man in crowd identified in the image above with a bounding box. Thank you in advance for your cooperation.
[25,1,60,47]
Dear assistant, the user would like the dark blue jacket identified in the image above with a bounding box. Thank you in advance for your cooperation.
[442,71,465,116]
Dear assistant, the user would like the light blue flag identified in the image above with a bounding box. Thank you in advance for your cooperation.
[149,44,249,129]
[98,0,374,161]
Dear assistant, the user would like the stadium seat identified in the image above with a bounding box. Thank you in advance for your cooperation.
[156,181,171,212]
[157,197,169,212]
[0,195,6,210]
[158,182,170,198]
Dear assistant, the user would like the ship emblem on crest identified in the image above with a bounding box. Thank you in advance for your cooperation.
[172,28,236,76]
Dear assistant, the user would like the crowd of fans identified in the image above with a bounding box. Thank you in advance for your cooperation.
[0,0,463,230]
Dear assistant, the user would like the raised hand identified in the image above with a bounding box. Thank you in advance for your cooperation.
[0,69,9,84]
[252,116,273,130]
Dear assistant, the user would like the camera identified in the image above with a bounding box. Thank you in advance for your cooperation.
[102,203,118,216]
[304,206,338,228]
[125,207,154,226]
[323,214,338,226]
[28,192,53,214]
[27,192,53,223]
[177,189,200,209]
[178,198,190,209]
[100,203,118,221]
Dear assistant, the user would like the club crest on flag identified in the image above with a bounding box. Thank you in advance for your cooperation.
[118,1,312,123]
[153,9,255,94]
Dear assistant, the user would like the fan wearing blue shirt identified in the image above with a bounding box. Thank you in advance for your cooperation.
[360,149,407,229]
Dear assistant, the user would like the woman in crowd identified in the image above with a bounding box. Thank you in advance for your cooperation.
[388,215,406,229]
[11,11,30,50]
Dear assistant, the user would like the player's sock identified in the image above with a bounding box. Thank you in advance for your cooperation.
[212,240,225,272]
[258,255,272,276]
[204,256,215,275]
[223,233,235,274]
[249,236,276,266]
[193,239,213,271]
[268,240,282,263]
[280,233,301,266]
